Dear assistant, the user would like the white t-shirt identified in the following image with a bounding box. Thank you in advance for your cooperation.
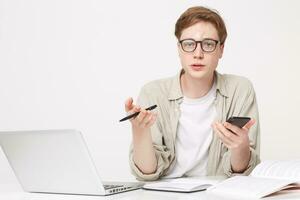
[165,83,217,178]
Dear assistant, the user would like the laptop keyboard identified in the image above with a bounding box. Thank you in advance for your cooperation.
[104,184,134,193]
[104,184,124,190]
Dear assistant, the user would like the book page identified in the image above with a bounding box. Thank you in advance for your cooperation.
[207,176,296,198]
[143,176,223,192]
[251,160,300,181]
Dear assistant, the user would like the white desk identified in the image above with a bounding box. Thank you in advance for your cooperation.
[1,182,300,200]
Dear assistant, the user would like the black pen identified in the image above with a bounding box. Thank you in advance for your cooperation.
[119,105,157,122]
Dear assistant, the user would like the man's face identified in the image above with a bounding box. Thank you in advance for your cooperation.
[178,21,224,80]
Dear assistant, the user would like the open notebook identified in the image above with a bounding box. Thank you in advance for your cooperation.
[208,160,300,198]
[143,176,224,193]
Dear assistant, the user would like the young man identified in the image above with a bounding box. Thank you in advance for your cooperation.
[125,6,260,181]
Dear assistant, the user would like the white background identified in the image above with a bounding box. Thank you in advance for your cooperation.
[0,0,300,184]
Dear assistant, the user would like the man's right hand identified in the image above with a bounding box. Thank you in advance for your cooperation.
[124,97,157,132]
[125,97,158,174]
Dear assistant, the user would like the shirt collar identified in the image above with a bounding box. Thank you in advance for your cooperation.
[215,71,229,98]
[168,69,229,101]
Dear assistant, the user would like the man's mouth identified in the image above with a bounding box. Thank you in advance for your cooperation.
[191,64,205,67]
[190,64,205,71]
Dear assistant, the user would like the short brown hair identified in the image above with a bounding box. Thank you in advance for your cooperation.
[175,6,227,44]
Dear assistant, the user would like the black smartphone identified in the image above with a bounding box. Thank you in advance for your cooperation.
[226,117,251,128]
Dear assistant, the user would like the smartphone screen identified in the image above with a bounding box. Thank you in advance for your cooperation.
[226,117,251,128]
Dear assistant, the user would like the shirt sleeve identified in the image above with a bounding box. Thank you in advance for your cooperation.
[129,85,173,181]
[221,80,261,176]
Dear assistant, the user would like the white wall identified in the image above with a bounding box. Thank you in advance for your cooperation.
[0,0,300,184]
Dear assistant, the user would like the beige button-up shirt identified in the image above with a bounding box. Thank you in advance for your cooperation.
[129,70,260,181]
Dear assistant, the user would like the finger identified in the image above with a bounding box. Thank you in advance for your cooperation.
[127,105,140,115]
[133,105,141,112]
[143,111,153,124]
[243,119,256,131]
[224,122,243,136]
[146,118,156,127]
[136,109,148,124]
[213,123,234,143]
[125,97,134,112]
[213,124,234,148]
[144,113,157,127]
[215,122,238,141]
[128,105,141,119]
[139,111,154,127]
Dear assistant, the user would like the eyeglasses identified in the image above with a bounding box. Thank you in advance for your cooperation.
[179,38,219,53]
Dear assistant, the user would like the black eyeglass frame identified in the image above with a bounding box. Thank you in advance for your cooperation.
[179,38,220,53]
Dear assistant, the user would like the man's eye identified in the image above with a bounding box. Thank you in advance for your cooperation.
[184,42,195,47]
[204,42,213,47]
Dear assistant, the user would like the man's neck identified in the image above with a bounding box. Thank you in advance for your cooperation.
[180,72,215,99]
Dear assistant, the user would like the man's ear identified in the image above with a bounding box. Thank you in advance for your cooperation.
[219,43,225,58]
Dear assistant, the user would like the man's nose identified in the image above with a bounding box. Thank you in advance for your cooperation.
[193,43,204,59]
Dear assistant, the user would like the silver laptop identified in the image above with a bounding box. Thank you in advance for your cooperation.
[0,129,143,195]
